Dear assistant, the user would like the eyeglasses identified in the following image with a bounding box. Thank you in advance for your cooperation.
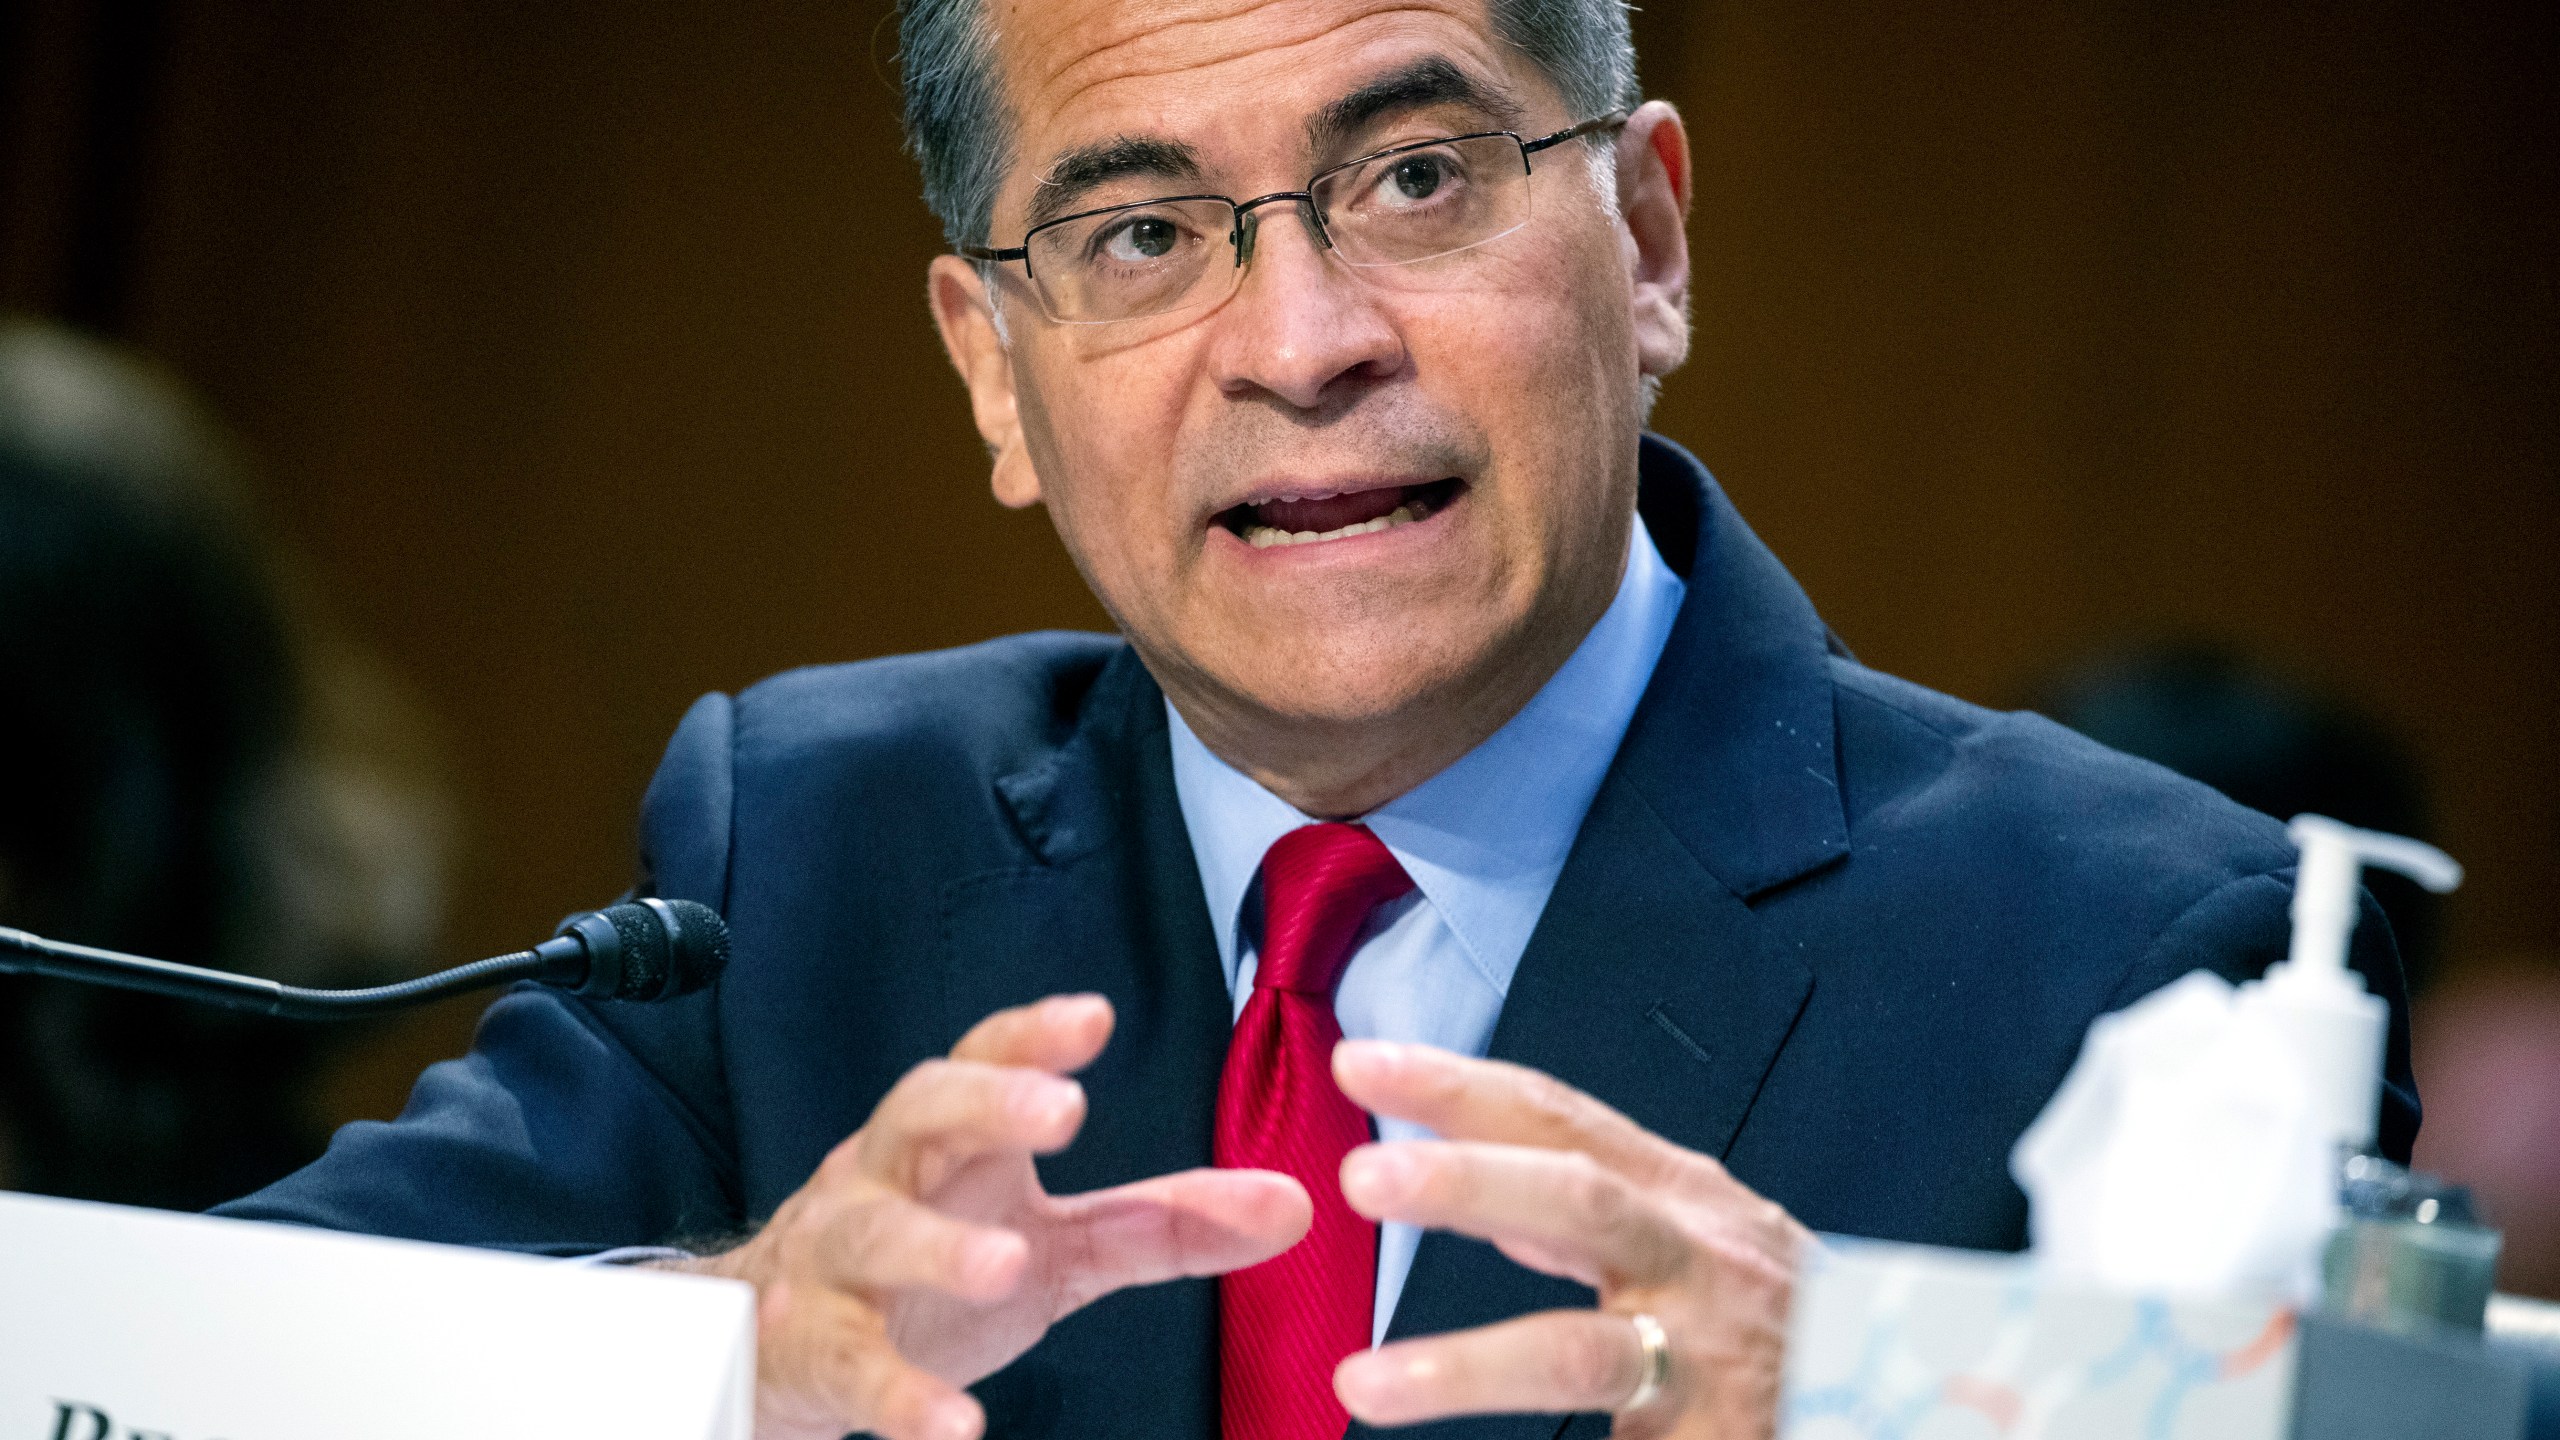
[962,114,1628,325]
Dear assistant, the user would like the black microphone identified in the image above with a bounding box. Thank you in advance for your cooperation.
[0,898,729,1020]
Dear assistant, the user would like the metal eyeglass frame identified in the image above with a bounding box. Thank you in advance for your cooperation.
[960,113,1630,322]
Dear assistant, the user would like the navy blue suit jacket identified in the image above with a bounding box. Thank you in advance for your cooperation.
[220,436,2415,1440]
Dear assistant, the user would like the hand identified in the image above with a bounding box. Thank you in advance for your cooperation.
[1329,1041,1812,1438]
[677,995,1310,1440]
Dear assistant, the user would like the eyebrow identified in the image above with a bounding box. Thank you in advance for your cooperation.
[1026,137,1204,231]
[1305,56,1529,161]
[1015,57,1526,235]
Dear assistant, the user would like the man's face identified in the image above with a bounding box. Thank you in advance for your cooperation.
[934,0,1689,754]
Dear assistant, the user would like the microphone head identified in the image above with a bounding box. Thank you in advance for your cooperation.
[563,898,730,1002]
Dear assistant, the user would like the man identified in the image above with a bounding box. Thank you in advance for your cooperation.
[220,2,2418,1438]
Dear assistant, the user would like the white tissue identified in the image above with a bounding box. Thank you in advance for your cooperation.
[2011,971,2338,1303]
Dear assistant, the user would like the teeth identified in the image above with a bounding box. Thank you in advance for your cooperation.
[1244,503,1423,549]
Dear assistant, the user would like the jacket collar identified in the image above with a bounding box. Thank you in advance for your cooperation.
[1619,432,1850,898]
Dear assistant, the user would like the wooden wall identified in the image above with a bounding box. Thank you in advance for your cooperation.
[4,0,2552,1123]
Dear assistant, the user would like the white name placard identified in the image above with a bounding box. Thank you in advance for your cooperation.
[0,1191,753,1440]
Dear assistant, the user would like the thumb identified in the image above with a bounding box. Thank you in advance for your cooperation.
[1046,1168,1311,1314]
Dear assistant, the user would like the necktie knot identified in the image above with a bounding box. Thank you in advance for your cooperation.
[1255,822,1412,996]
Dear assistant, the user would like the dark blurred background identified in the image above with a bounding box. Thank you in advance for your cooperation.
[2,0,2553,1277]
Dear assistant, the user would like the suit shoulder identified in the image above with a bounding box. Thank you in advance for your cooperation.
[1826,656,2294,895]
[727,630,1125,776]
[638,632,1126,904]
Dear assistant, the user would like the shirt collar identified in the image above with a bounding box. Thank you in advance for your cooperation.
[1167,511,1687,995]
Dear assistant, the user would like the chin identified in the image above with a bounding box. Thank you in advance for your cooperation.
[1211,626,1494,732]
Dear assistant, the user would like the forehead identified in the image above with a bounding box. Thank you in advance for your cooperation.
[987,0,1530,169]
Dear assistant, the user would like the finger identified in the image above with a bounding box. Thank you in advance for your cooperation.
[850,1058,1087,1185]
[1046,1167,1312,1312]
[1335,1041,1689,1185]
[1340,1141,1691,1290]
[1335,1309,1653,1425]
[1335,1043,1812,1271]
[809,1189,1028,1303]
[757,1279,986,1440]
[949,993,1115,1073]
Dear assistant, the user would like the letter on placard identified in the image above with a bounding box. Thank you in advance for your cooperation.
[47,1402,111,1440]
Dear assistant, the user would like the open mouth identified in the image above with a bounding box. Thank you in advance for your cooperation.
[1217,477,1466,550]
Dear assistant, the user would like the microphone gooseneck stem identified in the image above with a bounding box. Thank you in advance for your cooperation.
[0,897,725,1016]
[258,951,549,1019]
[0,927,553,1020]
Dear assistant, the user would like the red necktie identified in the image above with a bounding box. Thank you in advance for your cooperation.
[1215,823,1413,1440]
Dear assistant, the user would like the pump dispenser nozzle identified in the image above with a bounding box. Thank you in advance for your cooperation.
[2285,815,2463,978]
[2249,814,2461,1151]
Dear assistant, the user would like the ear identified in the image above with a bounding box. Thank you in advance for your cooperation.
[928,254,1043,508]
[1613,100,1693,381]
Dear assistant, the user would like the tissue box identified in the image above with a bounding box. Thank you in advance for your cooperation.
[1783,1238,2298,1440]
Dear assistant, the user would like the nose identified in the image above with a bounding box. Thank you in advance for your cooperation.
[1203,199,1409,412]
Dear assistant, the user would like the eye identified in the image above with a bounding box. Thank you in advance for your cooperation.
[1096,213,1188,264]
[1358,147,1472,212]
[1385,154,1449,202]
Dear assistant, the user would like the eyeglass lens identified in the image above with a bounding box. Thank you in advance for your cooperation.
[1024,133,1537,324]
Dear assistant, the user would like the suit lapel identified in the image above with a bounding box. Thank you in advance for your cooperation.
[1355,438,1842,1440]
[943,650,1235,1440]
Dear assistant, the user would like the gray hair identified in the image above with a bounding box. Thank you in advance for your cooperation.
[897,1,1641,250]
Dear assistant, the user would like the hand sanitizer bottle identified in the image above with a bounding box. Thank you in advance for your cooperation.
[2242,814,2462,1153]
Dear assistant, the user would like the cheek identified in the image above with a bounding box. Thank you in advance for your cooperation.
[1014,340,1207,595]
[1025,338,1191,471]
[1404,244,1636,501]
[1422,200,1631,389]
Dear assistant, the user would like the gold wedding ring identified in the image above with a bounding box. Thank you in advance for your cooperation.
[1620,1311,1671,1413]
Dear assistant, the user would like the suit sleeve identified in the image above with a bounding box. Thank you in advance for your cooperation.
[2102,868,2420,1164]
[210,693,746,1252]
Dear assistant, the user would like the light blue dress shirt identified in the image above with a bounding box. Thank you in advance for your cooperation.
[1166,513,1686,1344]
